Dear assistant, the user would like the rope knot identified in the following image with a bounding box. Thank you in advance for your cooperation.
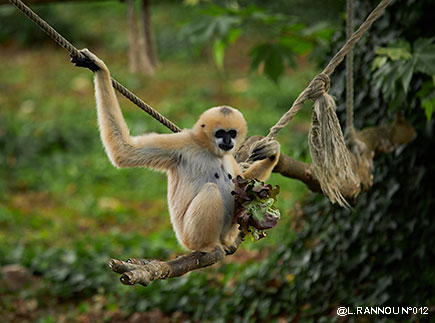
[307,73,330,101]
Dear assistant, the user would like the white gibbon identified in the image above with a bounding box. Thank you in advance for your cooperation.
[72,49,281,254]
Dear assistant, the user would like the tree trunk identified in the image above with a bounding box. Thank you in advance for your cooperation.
[141,0,159,68]
[126,0,154,75]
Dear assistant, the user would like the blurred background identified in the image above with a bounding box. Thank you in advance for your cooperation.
[0,0,434,321]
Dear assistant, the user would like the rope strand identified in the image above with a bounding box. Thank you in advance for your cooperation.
[345,0,356,140]
[8,0,181,133]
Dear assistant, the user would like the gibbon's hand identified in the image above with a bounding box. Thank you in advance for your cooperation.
[247,139,281,162]
[70,48,104,73]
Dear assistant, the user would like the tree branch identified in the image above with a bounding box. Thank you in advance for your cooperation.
[109,233,244,285]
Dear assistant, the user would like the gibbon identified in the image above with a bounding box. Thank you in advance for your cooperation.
[72,49,280,254]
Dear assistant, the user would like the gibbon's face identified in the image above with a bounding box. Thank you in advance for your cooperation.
[194,106,247,157]
[214,128,237,152]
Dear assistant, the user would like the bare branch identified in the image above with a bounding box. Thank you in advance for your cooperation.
[109,234,243,285]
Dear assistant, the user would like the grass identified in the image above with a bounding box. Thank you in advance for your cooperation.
[0,2,319,320]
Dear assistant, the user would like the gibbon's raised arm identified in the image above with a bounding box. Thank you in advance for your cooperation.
[75,49,187,170]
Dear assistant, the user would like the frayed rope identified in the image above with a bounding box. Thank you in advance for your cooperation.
[308,88,360,208]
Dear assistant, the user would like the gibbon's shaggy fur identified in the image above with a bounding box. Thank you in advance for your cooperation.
[78,49,280,253]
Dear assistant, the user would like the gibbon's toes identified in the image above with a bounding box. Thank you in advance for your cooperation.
[224,244,238,255]
[70,49,101,72]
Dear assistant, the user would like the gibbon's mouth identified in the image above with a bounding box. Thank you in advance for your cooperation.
[219,143,233,151]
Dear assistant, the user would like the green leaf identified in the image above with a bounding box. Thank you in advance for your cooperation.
[422,97,435,120]
[249,43,292,82]
[375,46,412,61]
[301,22,334,39]
[414,37,435,75]
[215,16,241,39]
[227,28,242,44]
[249,43,270,70]
[264,46,285,83]
[232,177,280,240]
[371,56,387,71]
[399,58,415,93]
[213,39,226,70]
[280,36,313,55]
[417,80,435,120]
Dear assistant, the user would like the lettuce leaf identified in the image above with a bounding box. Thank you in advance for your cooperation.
[232,176,280,240]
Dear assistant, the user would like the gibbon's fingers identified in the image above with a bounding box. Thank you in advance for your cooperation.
[70,49,100,72]
[248,140,280,162]
[248,152,265,162]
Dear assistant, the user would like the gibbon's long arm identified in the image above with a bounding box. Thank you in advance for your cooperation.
[82,49,187,170]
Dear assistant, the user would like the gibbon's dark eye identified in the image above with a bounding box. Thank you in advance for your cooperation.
[228,130,237,138]
[215,129,226,138]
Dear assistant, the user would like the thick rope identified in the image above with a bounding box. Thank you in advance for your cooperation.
[345,0,356,141]
[8,0,181,134]
[266,0,391,140]
[344,0,370,164]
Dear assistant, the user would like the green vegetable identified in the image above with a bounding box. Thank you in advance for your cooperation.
[232,176,280,240]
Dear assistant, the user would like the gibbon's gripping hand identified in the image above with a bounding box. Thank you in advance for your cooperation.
[70,49,107,73]
[247,139,281,162]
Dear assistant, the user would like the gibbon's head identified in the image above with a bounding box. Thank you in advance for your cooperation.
[193,106,247,156]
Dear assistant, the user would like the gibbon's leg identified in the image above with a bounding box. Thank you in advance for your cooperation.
[243,158,278,181]
[221,223,241,255]
[181,183,226,253]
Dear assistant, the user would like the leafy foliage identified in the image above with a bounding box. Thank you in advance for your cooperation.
[181,3,335,82]
[372,37,435,119]
[232,176,280,240]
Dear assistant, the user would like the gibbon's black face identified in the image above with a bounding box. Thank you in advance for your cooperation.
[214,129,237,152]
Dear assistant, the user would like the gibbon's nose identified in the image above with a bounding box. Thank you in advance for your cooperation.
[223,133,232,145]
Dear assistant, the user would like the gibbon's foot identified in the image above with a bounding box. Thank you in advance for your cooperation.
[70,49,100,72]
[224,244,238,255]
[223,232,245,255]
[247,139,281,162]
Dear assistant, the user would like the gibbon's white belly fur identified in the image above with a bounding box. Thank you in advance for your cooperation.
[167,147,235,242]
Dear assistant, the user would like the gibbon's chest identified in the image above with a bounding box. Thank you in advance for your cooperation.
[177,149,236,215]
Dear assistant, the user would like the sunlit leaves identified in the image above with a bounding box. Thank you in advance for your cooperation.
[375,45,412,61]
